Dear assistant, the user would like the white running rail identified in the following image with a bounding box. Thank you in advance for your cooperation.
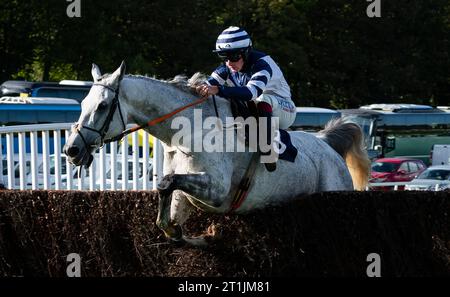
[368,182,443,191]
[0,123,164,190]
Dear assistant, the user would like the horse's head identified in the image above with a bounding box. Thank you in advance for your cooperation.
[63,62,127,167]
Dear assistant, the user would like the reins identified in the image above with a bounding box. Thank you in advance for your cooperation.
[104,94,209,144]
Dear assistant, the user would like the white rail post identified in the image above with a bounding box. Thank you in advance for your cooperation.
[142,133,150,190]
[89,156,96,190]
[18,132,26,190]
[110,141,117,190]
[77,167,85,190]
[30,131,38,190]
[65,130,74,190]
[6,133,14,189]
[132,131,139,190]
[121,137,129,190]
[99,146,106,190]
[53,130,62,190]
[42,131,50,190]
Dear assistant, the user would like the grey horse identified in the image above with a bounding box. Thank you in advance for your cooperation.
[64,62,370,246]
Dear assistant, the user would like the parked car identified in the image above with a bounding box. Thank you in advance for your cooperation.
[370,157,427,190]
[405,165,450,191]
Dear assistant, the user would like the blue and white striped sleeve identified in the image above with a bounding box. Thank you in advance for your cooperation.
[206,65,228,86]
[217,59,273,101]
[246,59,272,99]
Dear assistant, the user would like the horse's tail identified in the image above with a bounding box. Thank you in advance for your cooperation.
[318,118,370,191]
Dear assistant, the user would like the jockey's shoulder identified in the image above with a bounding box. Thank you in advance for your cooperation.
[247,49,268,63]
[246,50,276,73]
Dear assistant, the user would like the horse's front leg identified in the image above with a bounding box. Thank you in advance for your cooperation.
[156,173,223,244]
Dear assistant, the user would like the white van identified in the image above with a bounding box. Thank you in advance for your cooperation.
[431,144,450,166]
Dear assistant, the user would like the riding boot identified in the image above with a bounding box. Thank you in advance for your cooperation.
[257,102,277,172]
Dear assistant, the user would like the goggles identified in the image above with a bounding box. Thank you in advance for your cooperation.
[217,51,243,62]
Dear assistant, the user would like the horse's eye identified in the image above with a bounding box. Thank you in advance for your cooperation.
[98,101,108,111]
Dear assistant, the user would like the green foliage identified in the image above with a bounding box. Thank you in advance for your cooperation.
[0,0,449,107]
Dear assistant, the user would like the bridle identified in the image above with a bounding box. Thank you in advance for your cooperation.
[72,80,126,165]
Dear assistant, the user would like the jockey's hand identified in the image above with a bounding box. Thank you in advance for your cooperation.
[196,85,219,97]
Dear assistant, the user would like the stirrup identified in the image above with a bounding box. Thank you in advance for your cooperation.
[264,162,277,172]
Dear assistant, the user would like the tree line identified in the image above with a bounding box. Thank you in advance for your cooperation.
[1,0,449,108]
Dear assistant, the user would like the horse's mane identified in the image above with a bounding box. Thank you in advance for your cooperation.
[167,72,208,95]
[125,72,208,95]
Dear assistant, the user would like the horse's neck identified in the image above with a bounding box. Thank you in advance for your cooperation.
[120,76,233,145]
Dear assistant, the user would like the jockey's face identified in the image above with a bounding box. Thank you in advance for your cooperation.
[226,56,244,72]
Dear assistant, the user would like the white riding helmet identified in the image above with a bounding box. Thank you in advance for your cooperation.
[213,26,252,57]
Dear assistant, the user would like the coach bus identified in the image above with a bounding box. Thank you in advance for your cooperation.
[340,104,450,164]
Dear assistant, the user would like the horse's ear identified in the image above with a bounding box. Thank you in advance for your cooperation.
[91,63,102,82]
[111,61,126,82]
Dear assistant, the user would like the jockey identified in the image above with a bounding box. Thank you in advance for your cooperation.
[196,26,296,172]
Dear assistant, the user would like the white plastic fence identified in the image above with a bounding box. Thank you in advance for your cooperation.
[368,182,443,191]
[0,123,164,190]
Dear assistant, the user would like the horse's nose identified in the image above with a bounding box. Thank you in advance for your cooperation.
[65,145,80,158]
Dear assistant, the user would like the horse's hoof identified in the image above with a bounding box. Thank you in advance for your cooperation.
[163,223,183,241]
[169,236,186,247]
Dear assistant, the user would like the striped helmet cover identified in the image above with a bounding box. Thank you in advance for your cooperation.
[215,26,252,53]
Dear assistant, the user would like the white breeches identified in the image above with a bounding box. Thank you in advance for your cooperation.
[255,94,296,129]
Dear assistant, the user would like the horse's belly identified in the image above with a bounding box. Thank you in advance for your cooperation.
[236,159,319,213]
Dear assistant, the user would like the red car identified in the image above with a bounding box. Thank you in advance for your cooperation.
[370,157,427,190]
